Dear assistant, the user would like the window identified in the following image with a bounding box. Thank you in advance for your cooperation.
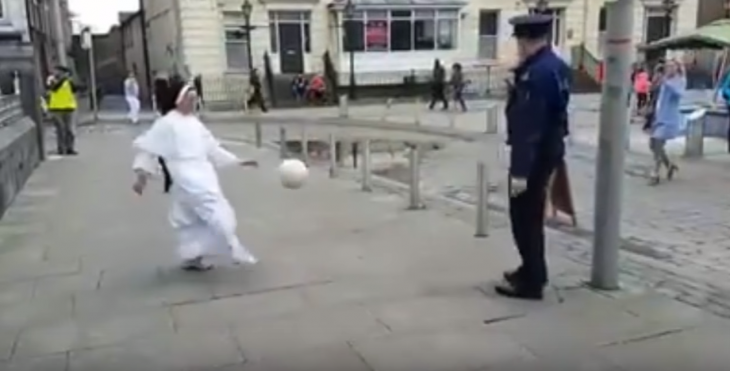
[268,11,312,54]
[390,10,412,51]
[342,8,459,53]
[414,10,435,50]
[478,10,499,59]
[344,19,365,51]
[529,7,564,46]
[598,7,606,54]
[225,29,249,70]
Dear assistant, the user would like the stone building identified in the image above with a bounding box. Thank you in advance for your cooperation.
[141,0,700,103]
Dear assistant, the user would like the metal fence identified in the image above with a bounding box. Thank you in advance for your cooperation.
[199,73,250,111]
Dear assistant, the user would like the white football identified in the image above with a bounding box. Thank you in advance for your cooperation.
[278,159,308,189]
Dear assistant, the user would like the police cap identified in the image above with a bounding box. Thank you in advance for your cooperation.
[509,14,553,39]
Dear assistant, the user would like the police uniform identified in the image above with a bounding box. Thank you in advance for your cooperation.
[496,14,571,300]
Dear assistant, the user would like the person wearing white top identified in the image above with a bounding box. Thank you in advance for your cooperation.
[124,72,141,124]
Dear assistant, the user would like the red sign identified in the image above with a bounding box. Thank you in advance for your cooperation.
[365,21,387,51]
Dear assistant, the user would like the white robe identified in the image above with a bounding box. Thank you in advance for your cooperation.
[125,78,141,124]
[132,111,257,264]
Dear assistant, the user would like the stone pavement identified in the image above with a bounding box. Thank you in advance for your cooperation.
[3,125,730,370]
[192,97,730,320]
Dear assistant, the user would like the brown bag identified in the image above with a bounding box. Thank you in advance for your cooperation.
[546,160,577,226]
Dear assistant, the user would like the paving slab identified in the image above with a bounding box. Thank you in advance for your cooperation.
[0,125,729,370]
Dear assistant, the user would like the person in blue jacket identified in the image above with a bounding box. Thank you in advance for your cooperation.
[496,13,571,300]
[716,66,730,153]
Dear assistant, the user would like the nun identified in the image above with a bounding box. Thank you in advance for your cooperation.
[131,75,260,271]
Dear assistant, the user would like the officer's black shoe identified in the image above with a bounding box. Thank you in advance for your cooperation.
[503,268,522,285]
[494,281,543,301]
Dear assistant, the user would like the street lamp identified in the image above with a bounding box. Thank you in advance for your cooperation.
[241,0,254,74]
[80,26,98,122]
[344,0,356,100]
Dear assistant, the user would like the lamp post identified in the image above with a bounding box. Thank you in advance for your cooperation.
[344,0,357,100]
[80,26,98,122]
[241,0,254,74]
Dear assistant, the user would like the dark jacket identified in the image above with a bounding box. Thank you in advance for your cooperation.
[506,46,570,179]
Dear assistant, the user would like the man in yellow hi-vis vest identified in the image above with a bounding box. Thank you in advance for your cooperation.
[47,66,80,155]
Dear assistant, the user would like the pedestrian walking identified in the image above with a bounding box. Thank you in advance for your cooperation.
[428,59,448,110]
[496,13,570,300]
[131,75,260,271]
[647,59,685,185]
[47,65,80,156]
[247,69,268,113]
[634,66,650,113]
[124,71,141,124]
[450,63,467,112]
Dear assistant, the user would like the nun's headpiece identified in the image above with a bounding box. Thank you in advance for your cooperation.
[156,75,196,115]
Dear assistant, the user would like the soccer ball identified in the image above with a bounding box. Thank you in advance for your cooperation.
[278,159,308,189]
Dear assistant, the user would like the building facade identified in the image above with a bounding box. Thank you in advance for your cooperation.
[120,11,151,103]
[24,0,75,73]
[143,0,699,101]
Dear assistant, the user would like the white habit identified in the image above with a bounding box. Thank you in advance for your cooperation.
[132,110,257,265]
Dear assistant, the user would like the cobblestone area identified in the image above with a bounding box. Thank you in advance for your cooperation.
[368,126,730,318]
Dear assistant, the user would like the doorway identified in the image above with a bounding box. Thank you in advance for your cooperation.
[278,23,304,74]
[645,13,671,64]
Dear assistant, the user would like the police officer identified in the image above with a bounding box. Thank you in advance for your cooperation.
[496,13,571,300]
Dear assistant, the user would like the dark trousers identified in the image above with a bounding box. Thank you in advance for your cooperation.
[429,85,448,110]
[636,93,648,111]
[51,110,75,154]
[247,89,268,112]
[452,88,467,111]
[508,154,562,289]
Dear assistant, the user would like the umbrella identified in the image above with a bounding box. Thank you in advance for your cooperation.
[640,19,730,51]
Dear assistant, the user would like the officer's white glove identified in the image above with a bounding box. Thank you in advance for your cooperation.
[509,177,528,197]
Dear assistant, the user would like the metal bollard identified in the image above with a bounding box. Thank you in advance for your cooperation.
[361,139,372,191]
[475,161,489,237]
[448,111,457,129]
[279,126,287,159]
[684,117,705,158]
[301,125,310,164]
[329,133,338,178]
[381,98,393,121]
[339,95,348,118]
[414,97,422,126]
[407,144,424,210]
[254,121,262,148]
[486,105,498,134]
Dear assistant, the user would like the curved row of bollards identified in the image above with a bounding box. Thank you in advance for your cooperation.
[242,94,501,240]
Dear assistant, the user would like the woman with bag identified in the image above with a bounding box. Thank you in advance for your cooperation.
[647,59,686,185]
